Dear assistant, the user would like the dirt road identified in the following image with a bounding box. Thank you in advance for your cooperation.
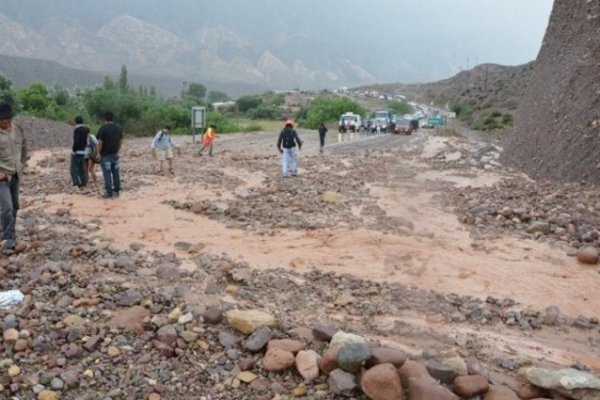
[26,127,600,377]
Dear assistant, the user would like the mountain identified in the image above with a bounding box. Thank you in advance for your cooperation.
[501,0,600,184]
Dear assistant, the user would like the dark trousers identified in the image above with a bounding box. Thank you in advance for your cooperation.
[319,132,326,147]
[70,154,87,187]
[0,174,19,241]
[100,154,121,195]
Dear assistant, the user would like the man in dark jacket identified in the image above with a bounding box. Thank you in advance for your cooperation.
[276,120,302,177]
[97,111,123,198]
[0,102,27,253]
[71,116,89,188]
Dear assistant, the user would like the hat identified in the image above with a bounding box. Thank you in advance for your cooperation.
[285,119,294,127]
[0,102,14,119]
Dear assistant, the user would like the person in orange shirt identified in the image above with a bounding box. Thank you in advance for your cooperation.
[198,124,217,156]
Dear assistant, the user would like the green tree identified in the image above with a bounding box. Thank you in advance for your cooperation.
[207,90,230,103]
[119,65,129,94]
[186,82,206,99]
[297,96,366,129]
[236,95,262,113]
[0,75,17,107]
[387,100,411,116]
[103,76,116,90]
[18,82,51,114]
[50,84,69,106]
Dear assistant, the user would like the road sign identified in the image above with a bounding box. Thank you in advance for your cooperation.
[192,106,206,129]
[428,117,443,126]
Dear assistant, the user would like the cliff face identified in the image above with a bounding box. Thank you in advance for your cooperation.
[501,0,600,183]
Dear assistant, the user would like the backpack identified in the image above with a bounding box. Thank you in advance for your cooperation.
[88,136,100,163]
[282,129,296,148]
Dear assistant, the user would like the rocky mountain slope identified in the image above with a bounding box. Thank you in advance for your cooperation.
[501,0,600,183]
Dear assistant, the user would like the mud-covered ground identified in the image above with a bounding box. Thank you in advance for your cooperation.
[1,124,600,399]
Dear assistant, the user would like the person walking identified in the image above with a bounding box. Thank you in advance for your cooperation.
[70,116,89,188]
[317,123,328,153]
[197,124,217,156]
[151,125,180,174]
[97,111,123,198]
[84,130,99,184]
[0,102,28,253]
[276,120,302,177]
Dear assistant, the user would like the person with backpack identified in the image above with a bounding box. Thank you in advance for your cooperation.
[70,116,89,188]
[151,125,180,174]
[85,130,99,184]
[276,120,302,177]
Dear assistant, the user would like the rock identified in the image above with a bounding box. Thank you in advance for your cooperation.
[426,360,457,384]
[466,356,488,377]
[516,382,546,400]
[576,247,599,264]
[484,384,520,400]
[361,363,403,400]
[263,347,295,372]
[107,346,121,357]
[237,357,257,371]
[3,314,19,330]
[14,338,28,352]
[236,371,258,383]
[443,355,468,377]
[202,307,223,324]
[312,321,338,341]
[399,360,435,388]
[268,339,305,354]
[8,365,20,377]
[329,331,368,354]
[543,305,561,325]
[453,375,489,397]
[152,340,174,358]
[168,307,182,322]
[243,326,273,353]
[248,378,271,392]
[109,306,149,332]
[295,350,320,382]
[38,390,60,400]
[526,221,550,235]
[525,367,600,400]
[148,394,161,400]
[366,347,408,368]
[83,335,102,352]
[177,313,194,325]
[336,342,371,373]
[328,369,357,397]
[323,191,341,203]
[319,349,337,374]
[62,343,83,358]
[225,309,277,334]
[50,378,64,390]
[3,328,19,343]
[156,325,178,346]
[63,314,85,327]
[292,384,307,397]
[574,315,591,329]
[408,377,459,400]
[218,331,240,348]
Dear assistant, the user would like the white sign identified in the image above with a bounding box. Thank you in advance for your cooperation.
[192,106,206,128]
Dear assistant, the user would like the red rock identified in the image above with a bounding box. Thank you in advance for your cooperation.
[262,347,295,372]
[484,384,520,400]
[408,377,459,400]
[152,340,174,358]
[367,347,408,368]
[319,349,337,374]
[267,339,305,354]
[109,306,150,332]
[576,246,599,264]
[361,363,403,400]
[453,375,489,397]
[516,383,546,400]
[399,360,434,388]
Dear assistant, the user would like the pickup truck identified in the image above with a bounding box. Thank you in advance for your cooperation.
[338,112,362,133]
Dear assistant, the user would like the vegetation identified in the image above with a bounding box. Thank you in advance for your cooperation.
[0,68,264,135]
[387,100,412,116]
[295,96,366,129]
[470,110,514,131]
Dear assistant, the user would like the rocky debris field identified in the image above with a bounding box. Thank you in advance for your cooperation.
[1,126,600,399]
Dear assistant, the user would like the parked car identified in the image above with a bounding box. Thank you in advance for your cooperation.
[393,118,413,135]
[338,112,362,133]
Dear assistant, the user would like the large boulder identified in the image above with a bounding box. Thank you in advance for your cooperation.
[525,367,600,400]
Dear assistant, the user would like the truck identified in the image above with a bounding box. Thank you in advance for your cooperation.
[338,112,362,133]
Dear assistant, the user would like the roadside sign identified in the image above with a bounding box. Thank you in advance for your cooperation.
[428,117,443,126]
[191,106,206,143]
[192,106,206,129]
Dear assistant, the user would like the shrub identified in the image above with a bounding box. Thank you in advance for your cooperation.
[297,96,366,129]
[387,100,412,116]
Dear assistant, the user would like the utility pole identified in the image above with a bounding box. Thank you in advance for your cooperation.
[484,64,489,92]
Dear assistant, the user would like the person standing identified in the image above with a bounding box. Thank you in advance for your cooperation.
[151,125,180,174]
[317,123,328,153]
[84,130,99,184]
[97,111,123,198]
[0,102,27,253]
[276,120,302,177]
[197,124,217,156]
[70,116,89,188]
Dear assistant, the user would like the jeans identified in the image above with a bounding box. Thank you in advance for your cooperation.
[70,154,87,187]
[319,132,326,147]
[0,174,19,241]
[100,154,121,195]
[281,147,297,177]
